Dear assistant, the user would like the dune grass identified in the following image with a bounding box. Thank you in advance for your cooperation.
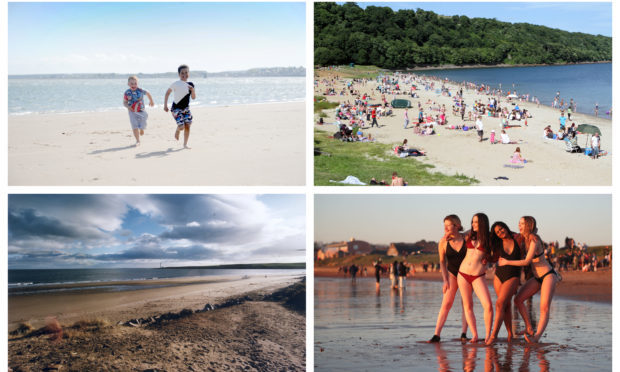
[314,129,478,186]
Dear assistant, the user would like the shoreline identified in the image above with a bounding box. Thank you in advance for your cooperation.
[401,60,612,72]
[315,266,611,304]
[9,101,305,185]
[8,98,306,117]
[8,273,304,330]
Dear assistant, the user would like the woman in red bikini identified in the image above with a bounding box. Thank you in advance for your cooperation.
[498,216,559,343]
[427,215,468,343]
[486,221,522,345]
[457,213,493,343]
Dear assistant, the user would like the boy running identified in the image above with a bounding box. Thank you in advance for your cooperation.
[123,76,154,146]
[164,64,196,148]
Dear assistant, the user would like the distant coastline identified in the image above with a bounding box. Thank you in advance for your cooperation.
[9,66,306,79]
[405,60,612,72]
[162,263,306,270]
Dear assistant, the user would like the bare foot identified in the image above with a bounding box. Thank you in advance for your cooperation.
[174,129,180,140]
[507,332,513,343]
[524,333,539,343]
[184,145,191,149]
[135,141,140,147]
[485,337,495,346]
[469,337,478,344]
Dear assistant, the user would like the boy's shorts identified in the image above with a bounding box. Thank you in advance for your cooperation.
[128,111,148,130]
[172,107,193,126]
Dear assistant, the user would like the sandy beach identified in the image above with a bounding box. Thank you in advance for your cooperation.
[315,266,611,303]
[9,102,305,186]
[314,69,611,185]
[9,273,305,371]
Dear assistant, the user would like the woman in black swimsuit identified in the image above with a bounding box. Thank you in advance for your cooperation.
[498,216,559,343]
[428,215,468,343]
[486,221,522,345]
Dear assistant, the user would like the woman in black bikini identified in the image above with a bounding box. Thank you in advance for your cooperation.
[428,215,468,343]
[486,221,522,345]
[457,213,493,343]
[498,216,559,343]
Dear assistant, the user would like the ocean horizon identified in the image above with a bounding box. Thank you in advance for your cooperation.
[9,75,305,115]
[9,267,306,295]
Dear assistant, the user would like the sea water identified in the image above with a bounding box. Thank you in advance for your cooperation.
[413,63,611,116]
[9,268,305,295]
[315,277,611,371]
[8,76,305,115]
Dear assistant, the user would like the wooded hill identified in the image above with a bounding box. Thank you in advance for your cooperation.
[315,3,611,68]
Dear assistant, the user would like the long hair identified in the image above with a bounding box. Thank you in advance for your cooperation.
[521,216,540,251]
[469,213,491,258]
[490,221,513,262]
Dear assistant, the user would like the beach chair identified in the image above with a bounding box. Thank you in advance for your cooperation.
[565,141,581,153]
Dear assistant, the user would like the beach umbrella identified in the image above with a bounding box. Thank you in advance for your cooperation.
[576,124,601,148]
[507,93,518,99]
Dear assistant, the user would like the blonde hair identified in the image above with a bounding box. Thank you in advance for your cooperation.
[521,216,539,247]
[128,75,139,83]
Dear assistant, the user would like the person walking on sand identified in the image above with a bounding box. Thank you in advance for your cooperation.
[123,76,154,147]
[475,115,484,142]
[371,107,378,128]
[404,109,409,129]
[164,64,196,149]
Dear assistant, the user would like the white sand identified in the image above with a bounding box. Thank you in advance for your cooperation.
[315,71,611,186]
[9,102,305,185]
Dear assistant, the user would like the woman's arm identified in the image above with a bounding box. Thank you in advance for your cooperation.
[499,236,538,266]
[438,237,449,285]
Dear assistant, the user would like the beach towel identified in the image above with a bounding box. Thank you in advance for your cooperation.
[503,164,524,169]
[329,176,366,185]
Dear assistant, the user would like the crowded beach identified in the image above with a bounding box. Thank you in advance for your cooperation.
[314,67,611,185]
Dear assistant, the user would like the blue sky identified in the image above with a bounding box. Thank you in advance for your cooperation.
[8,2,306,74]
[315,194,611,246]
[8,194,306,269]
[358,2,612,37]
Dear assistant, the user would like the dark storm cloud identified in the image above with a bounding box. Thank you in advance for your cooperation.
[8,208,106,240]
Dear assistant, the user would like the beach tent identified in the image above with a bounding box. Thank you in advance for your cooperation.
[391,99,411,108]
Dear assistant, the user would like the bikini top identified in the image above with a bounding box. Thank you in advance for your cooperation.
[466,238,485,252]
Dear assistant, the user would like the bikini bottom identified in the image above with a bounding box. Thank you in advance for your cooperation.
[459,271,486,285]
[534,269,557,284]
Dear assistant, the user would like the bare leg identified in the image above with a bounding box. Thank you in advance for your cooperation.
[457,274,478,342]
[488,276,518,344]
[184,123,191,148]
[514,278,540,337]
[174,125,181,140]
[460,297,468,335]
[432,274,460,337]
[528,274,558,343]
[471,276,493,343]
[132,128,140,145]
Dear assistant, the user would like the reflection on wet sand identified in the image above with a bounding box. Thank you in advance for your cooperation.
[314,278,610,371]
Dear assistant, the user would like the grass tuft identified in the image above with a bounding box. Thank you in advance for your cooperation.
[314,129,478,186]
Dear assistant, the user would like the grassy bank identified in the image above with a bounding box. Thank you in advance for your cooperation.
[314,129,477,186]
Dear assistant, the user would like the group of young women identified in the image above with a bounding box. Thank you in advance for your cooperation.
[428,213,559,345]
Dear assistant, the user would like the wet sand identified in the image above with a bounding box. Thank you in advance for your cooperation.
[314,69,611,185]
[314,266,611,303]
[9,102,305,186]
[9,275,305,371]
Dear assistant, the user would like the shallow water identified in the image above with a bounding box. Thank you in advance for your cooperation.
[315,277,611,371]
